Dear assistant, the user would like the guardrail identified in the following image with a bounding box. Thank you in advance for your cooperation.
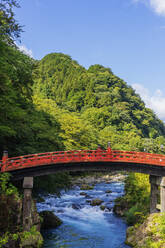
[1,149,165,173]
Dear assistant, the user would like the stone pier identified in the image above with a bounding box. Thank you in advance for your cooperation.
[160,177,165,212]
[149,175,165,213]
[22,177,33,231]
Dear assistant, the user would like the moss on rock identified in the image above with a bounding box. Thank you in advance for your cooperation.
[0,227,43,248]
[125,213,165,248]
[90,198,103,206]
[80,184,94,190]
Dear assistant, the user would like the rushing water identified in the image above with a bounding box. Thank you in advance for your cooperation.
[37,180,131,248]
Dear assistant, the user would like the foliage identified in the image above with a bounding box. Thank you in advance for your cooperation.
[0,227,43,248]
[0,232,9,247]
[0,42,63,157]
[1,45,165,156]
[32,52,165,152]
[115,173,150,225]
[126,213,165,248]
[0,172,18,196]
[0,0,22,43]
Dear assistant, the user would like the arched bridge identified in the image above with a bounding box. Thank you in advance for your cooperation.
[1,148,165,224]
[1,148,165,180]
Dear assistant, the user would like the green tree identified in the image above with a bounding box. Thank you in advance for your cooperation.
[0,0,22,42]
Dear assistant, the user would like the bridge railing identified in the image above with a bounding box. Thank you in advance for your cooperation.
[1,149,165,172]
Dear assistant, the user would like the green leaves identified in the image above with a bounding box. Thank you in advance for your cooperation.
[0,0,22,42]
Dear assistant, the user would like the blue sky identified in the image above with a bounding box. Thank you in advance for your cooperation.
[15,0,165,120]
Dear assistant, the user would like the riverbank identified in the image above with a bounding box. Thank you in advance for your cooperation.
[71,172,126,185]
[126,213,165,248]
[113,172,165,247]
[0,173,43,248]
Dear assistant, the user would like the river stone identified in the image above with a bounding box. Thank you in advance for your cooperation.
[105,190,112,193]
[113,197,129,216]
[80,184,94,190]
[56,209,64,213]
[100,205,106,211]
[72,203,81,210]
[85,194,91,198]
[40,211,62,229]
[90,198,103,206]
[80,192,88,196]
[105,206,112,211]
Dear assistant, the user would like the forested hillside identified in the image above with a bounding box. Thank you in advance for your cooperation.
[32,53,165,153]
[1,48,165,156]
[0,43,63,156]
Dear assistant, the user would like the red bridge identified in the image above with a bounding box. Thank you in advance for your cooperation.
[1,148,165,215]
[1,148,165,180]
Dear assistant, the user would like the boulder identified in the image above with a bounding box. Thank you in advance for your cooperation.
[80,192,88,196]
[80,184,94,190]
[90,198,103,206]
[105,190,112,193]
[105,206,112,212]
[100,205,106,211]
[85,194,91,198]
[72,203,81,210]
[113,197,128,216]
[40,211,62,229]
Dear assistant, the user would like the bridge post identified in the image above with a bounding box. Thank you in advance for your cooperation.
[1,150,8,172]
[160,177,165,212]
[22,177,33,231]
[149,175,161,213]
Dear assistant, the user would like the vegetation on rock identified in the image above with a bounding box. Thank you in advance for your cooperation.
[0,173,43,248]
[90,198,104,206]
[80,184,94,190]
[126,213,165,248]
[114,173,150,225]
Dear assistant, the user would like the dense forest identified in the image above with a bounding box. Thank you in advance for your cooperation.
[1,48,165,156]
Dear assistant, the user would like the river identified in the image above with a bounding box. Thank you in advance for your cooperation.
[37,178,131,248]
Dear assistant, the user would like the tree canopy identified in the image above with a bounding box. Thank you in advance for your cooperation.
[0,0,22,43]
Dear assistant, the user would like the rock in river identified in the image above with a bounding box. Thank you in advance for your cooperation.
[40,211,62,229]
[72,203,81,210]
[105,190,112,193]
[80,184,94,190]
[90,198,104,206]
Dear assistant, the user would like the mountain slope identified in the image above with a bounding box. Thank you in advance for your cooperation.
[32,53,165,152]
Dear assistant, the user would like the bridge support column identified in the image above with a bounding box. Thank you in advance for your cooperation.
[149,175,161,213]
[160,177,165,212]
[1,150,8,172]
[22,177,33,231]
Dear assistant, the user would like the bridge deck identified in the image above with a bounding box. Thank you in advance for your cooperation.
[1,149,165,174]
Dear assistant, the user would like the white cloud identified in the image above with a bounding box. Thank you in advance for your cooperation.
[18,44,33,58]
[150,0,165,15]
[133,0,165,16]
[132,83,165,121]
